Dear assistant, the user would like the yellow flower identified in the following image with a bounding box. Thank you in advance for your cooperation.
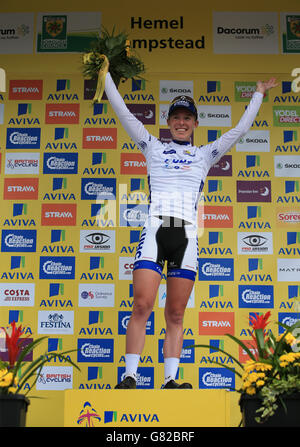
[8,386,18,394]
[279,352,297,364]
[244,361,272,373]
[242,380,251,389]
[0,368,8,379]
[0,372,14,387]
[256,380,265,387]
[277,332,297,346]
[125,40,131,57]
[248,372,259,383]
[280,361,288,367]
[246,386,256,395]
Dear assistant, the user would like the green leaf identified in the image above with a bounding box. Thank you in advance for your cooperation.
[225,334,257,361]
[255,328,266,357]
[186,342,244,371]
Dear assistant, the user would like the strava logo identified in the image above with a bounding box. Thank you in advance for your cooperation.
[120,153,147,174]
[9,80,43,100]
[4,178,39,200]
[41,204,77,226]
[45,104,80,124]
[199,312,235,335]
[82,128,117,149]
[198,206,233,228]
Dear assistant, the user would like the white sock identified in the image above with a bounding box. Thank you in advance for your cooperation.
[125,353,140,380]
[164,357,179,384]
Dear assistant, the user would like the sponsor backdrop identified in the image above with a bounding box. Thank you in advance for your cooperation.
[0,0,299,427]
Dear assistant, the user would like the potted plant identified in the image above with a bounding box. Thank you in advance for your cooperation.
[82,27,145,102]
[191,312,300,426]
[0,321,79,427]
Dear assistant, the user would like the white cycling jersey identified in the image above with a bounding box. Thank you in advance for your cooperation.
[105,73,264,226]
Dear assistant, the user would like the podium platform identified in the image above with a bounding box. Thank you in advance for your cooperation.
[64,389,230,427]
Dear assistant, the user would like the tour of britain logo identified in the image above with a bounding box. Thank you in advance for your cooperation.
[76,401,159,426]
[77,401,101,427]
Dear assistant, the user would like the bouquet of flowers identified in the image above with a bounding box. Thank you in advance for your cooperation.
[0,321,79,396]
[82,27,145,103]
[192,312,300,423]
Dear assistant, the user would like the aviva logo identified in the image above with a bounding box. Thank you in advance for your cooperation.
[18,103,32,115]
[209,285,224,298]
[49,283,64,296]
[208,339,224,352]
[287,232,300,245]
[57,79,71,91]
[248,206,261,219]
[207,81,221,93]
[246,155,260,168]
[88,310,104,324]
[284,130,298,142]
[248,258,263,271]
[208,129,221,142]
[285,180,299,193]
[11,255,25,269]
[132,79,146,91]
[289,285,300,299]
[51,229,65,243]
[13,203,28,216]
[90,257,104,270]
[104,410,159,423]
[208,180,222,192]
[208,232,223,244]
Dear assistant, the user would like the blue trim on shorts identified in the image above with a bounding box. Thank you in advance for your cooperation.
[167,268,196,281]
[133,260,162,275]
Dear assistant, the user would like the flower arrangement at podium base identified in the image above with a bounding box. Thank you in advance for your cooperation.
[0,321,79,427]
[192,312,300,426]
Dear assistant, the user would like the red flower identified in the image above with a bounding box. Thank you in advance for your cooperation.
[3,321,25,368]
[249,312,271,331]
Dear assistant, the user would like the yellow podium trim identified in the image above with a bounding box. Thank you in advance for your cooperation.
[64,389,230,427]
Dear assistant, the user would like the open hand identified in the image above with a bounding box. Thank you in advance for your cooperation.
[256,77,279,94]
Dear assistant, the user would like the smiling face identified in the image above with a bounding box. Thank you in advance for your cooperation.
[167,108,198,142]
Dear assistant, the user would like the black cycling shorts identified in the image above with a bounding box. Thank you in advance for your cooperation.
[133,215,198,281]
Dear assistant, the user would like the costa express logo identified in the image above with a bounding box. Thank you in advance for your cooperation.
[4,179,39,200]
[82,128,117,149]
[45,104,80,124]
[41,204,77,226]
[9,80,43,100]
[199,312,234,335]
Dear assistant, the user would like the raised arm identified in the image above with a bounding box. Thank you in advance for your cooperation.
[104,73,151,153]
[206,78,278,164]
